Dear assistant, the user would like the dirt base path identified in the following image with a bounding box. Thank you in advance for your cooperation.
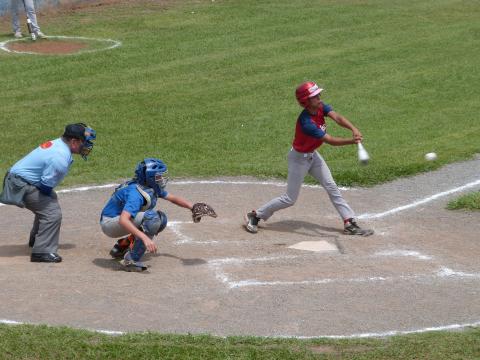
[0,157,479,337]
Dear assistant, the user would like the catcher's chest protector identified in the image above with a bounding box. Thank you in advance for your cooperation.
[136,185,157,212]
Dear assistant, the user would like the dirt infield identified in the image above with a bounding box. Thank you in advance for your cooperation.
[0,157,479,337]
[7,39,88,54]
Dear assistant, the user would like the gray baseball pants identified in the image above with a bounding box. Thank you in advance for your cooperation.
[256,149,355,221]
[100,213,145,239]
[10,0,40,34]
[24,187,62,254]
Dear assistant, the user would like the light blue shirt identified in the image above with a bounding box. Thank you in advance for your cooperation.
[10,138,73,189]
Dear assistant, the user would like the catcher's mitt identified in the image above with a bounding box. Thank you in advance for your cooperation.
[191,202,217,223]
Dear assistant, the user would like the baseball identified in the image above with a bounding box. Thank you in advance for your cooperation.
[425,152,437,161]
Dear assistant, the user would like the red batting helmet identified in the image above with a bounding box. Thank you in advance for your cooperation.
[295,81,324,107]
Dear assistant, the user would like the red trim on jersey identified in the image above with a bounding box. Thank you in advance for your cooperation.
[40,141,53,149]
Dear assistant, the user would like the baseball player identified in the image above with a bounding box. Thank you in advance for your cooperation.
[245,81,373,236]
[100,158,217,272]
[0,123,96,262]
[10,0,45,38]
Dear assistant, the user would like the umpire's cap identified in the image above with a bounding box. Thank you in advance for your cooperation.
[63,123,89,140]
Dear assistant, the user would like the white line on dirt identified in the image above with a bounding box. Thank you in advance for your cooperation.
[357,179,480,220]
[0,35,121,55]
[168,221,219,245]
[220,267,480,289]
[373,250,433,260]
[208,255,303,265]
[278,321,480,339]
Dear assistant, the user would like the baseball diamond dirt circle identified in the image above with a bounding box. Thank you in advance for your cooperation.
[0,156,479,337]
[0,36,121,55]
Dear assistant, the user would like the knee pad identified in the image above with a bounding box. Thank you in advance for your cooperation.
[141,210,167,237]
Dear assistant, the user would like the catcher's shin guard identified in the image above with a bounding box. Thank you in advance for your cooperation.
[109,234,134,258]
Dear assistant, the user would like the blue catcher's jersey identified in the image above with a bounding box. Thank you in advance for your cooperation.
[100,181,168,219]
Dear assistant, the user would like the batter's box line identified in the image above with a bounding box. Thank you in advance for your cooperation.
[210,265,480,290]
[358,179,480,220]
[167,221,219,245]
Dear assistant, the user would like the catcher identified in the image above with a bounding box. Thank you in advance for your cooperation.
[100,157,217,272]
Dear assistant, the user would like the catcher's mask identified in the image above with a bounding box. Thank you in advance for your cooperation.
[134,158,169,196]
[295,81,324,108]
[63,123,96,160]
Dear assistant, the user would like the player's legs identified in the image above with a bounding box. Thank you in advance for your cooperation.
[24,189,62,259]
[23,0,40,33]
[251,150,310,227]
[101,212,146,258]
[121,210,167,271]
[10,0,22,34]
[308,151,355,220]
[309,152,373,235]
[29,214,39,247]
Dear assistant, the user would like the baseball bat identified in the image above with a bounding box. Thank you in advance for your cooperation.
[21,0,36,41]
[357,142,370,165]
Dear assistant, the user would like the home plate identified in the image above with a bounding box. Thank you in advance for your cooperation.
[288,240,338,253]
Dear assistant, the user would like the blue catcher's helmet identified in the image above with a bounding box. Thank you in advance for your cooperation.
[134,158,169,196]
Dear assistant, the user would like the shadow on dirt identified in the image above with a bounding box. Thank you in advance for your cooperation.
[0,243,75,256]
[92,253,206,271]
[264,220,342,237]
[149,253,207,266]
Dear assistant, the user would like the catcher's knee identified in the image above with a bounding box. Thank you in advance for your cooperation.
[141,210,167,237]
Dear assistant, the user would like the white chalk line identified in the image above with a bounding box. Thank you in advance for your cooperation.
[373,250,433,261]
[0,35,122,55]
[358,179,480,220]
[167,221,219,245]
[216,266,480,289]
[2,318,479,339]
[277,321,480,339]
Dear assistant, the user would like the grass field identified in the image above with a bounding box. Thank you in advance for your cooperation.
[0,0,479,187]
[1,0,479,357]
[1,324,479,359]
[447,191,480,211]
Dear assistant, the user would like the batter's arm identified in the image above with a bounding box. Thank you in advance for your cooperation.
[322,133,357,146]
[327,111,363,143]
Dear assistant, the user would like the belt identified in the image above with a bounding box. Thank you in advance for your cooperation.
[291,148,315,157]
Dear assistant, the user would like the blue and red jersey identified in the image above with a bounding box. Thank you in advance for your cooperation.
[292,103,333,153]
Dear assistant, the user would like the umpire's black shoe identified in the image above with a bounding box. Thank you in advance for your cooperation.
[31,253,62,263]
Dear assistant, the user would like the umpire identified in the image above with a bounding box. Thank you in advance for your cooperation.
[0,123,96,263]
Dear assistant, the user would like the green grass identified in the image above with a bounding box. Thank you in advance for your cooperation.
[0,324,479,359]
[0,0,479,188]
[447,191,480,211]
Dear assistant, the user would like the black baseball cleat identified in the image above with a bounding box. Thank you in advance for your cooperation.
[244,211,260,233]
[344,219,374,236]
[31,253,62,263]
[109,235,134,259]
